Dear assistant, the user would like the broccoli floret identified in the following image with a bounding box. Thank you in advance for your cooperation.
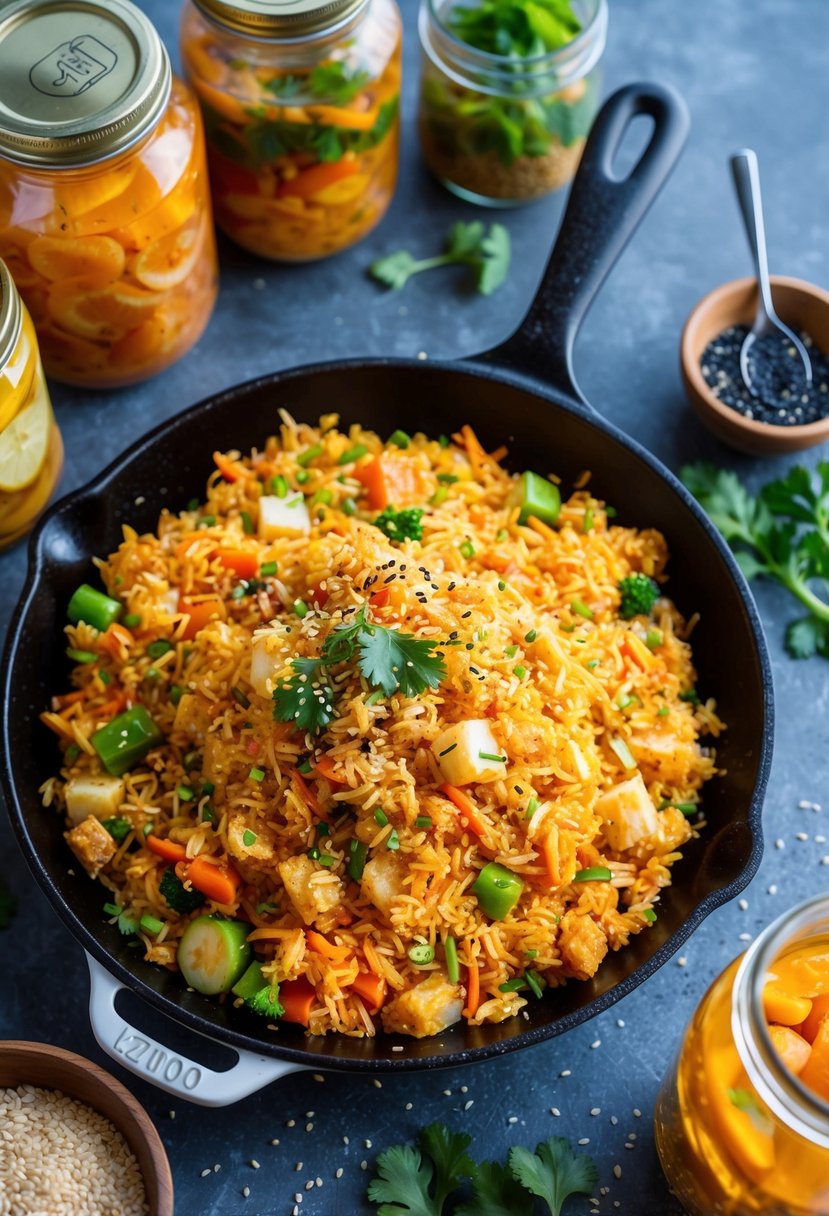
[246,984,285,1019]
[618,573,660,619]
[159,867,205,914]
[373,505,424,543]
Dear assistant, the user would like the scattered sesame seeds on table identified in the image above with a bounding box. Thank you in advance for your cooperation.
[2,1,829,1213]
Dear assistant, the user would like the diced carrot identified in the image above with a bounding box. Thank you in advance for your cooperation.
[99,622,134,658]
[370,588,390,609]
[768,1024,812,1076]
[540,832,560,886]
[245,738,260,756]
[213,450,241,483]
[309,581,329,607]
[621,633,659,671]
[146,835,187,863]
[356,457,388,510]
[290,768,327,820]
[763,982,812,1027]
[313,755,347,784]
[175,532,213,560]
[370,583,406,616]
[801,993,829,1044]
[464,961,480,1019]
[799,1016,829,1100]
[439,783,488,839]
[276,156,357,200]
[178,597,225,640]
[306,930,351,964]
[706,1044,775,1179]
[216,549,258,579]
[279,976,317,1026]
[187,855,241,905]
[355,454,428,511]
[351,970,387,1013]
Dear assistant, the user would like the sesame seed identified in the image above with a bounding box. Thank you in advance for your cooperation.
[373,1080,382,1089]
[551,1107,561,1116]
[767,885,778,895]
[305,1180,314,1191]
[306,1123,314,1133]
[560,1069,571,1077]
[295,1162,303,1171]
[343,1137,349,1146]
[213,1164,221,1173]
[287,1119,296,1127]
[443,1089,452,1096]
[460,1085,468,1093]
[464,1100,474,1111]
[738,899,748,911]
[405,1103,413,1111]
[365,1140,372,1149]
[624,1142,635,1150]
[250,1160,260,1169]
[591,1039,601,1049]
[613,1164,622,1179]
[739,932,753,942]
[313,1074,324,1082]
[200,1169,211,1178]
[678,956,687,967]
[611,1116,618,1125]
[508,1116,518,1124]
[392,1045,403,1052]
[816,835,827,844]
[168,1110,176,1119]
[775,838,785,850]
[578,1137,590,1145]
[821,857,829,866]
[360,1160,368,1170]
[590,1107,601,1116]
[633,1108,642,1118]
[242,1186,250,1198]
[616,1019,625,1028]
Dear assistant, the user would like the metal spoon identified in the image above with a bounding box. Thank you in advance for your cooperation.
[730,148,811,402]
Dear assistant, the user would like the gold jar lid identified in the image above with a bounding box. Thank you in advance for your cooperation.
[0,261,23,373]
[192,0,369,40]
[0,0,171,168]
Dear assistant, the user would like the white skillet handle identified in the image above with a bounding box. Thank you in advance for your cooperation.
[86,953,307,1107]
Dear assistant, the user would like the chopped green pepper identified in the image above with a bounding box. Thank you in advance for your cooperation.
[472,861,524,920]
[67,584,122,632]
[389,429,410,448]
[512,472,561,526]
[573,866,612,882]
[347,839,368,882]
[92,705,163,775]
[444,935,459,984]
[66,648,98,664]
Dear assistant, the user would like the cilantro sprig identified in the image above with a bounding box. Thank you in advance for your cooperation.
[263,60,371,105]
[368,1125,597,1216]
[448,0,581,57]
[370,222,511,296]
[273,606,447,735]
[682,462,829,659]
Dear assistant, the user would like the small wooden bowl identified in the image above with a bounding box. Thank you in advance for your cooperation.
[681,274,829,455]
[0,1041,173,1216]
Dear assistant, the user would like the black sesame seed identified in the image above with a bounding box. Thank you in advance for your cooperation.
[700,324,829,426]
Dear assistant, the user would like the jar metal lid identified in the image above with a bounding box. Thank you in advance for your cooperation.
[0,261,23,375]
[0,0,172,169]
[191,0,369,40]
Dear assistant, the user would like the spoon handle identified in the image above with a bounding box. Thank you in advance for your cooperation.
[730,149,776,319]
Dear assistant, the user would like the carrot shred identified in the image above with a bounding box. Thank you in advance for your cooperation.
[276,157,358,200]
[146,835,187,863]
[621,633,659,672]
[306,930,351,963]
[99,622,134,658]
[187,855,241,905]
[313,755,347,784]
[540,832,560,886]
[351,970,387,1012]
[290,768,328,820]
[439,783,488,839]
[464,961,480,1019]
[369,588,390,609]
[526,515,558,541]
[279,976,317,1026]
[488,445,508,463]
[216,548,258,579]
[177,596,225,641]
[213,450,241,483]
[460,424,487,475]
[174,532,213,560]
[51,690,86,710]
[355,456,388,510]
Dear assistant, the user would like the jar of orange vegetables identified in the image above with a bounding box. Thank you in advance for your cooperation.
[0,258,62,549]
[0,0,218,389]
[655,893,829,1216]
[180,0,402,261]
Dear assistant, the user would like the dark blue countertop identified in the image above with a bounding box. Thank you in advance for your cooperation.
[2,2,829,1213]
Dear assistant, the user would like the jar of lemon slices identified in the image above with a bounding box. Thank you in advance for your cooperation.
[180,0,402,261]
[0,0,218,389]
[0,259,62,549]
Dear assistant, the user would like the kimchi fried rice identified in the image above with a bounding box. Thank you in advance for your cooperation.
[40,413,724,1039]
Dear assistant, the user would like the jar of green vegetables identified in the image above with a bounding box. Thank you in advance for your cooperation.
[417,0,607,206]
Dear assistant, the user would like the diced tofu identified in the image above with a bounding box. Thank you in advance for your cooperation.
[381,972,463,1038]
[249,631,284,699]
[360,853,406,918]
[432,720,505,786]
[65,815,117,877]
[559,909,609,981]
[630,732,696,786]
[596,773,659,852]
[227,814,275,864]
[64,774,125,825]
[258,494,310,540]
[279,854,344,926]
[172,692,212,743]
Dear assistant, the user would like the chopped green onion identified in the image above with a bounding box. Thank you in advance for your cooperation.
[199,515,216,528]
[318,853,335,868]
[249,767,265,782]
[586,659,599,670]
[296,469,310,485]
[617,695,640,711]
[66,647,98,663]
[348,839,368,882]
[643,908,657,923]
[170,684,184,706]
[103,902,122,917]
[187,498,199,512]
[437,473,459,484]
[101,818,131,842]
[293,600,309,618]
[316,822,331,837]
[143,822,154,836]
[571,600,594,620]
[67,584,123,632]
[408,943,435,966]
[64,743,81,763]
[525,796,539,819]
[505,644,519,658]
[499,977,527,993]
[230,584,247,600]
[574,866,612,882]
[240,511,254,534]
[338,443,368,465]
[430,487,448,507]
[497,580,506,591]
[478,751,506,763]
[679,688,700,705]
[145,667,160,681]
[645,629,662,649]
[525,948,538,959]
[496,528,508,541]
[270,474,288,498]
[374,809,389,827]
[606,505,617,518]
[297,443,323,467]
[232,686,251,709]
[139,914,164,936]
[183,752,201,775]
[609,736,636,771]
[297,758,313,774]
[147,639,172,659]
[201,804,217,825]
[386,828,400,851]
[365,690,384,706]
[438,743,457,757]
[389,430,410,449]
[99,670,111,686]
[122,613,142,629]
[583,507,594,533]
[438,434,450,448]
[658,800,699,816]
[341,497,357,516]
[459,540,475,559]
[201,780,215,795]
[525,969,545,999]
[256,902,278,915]
[415,816,432,830]
[177,785,195,802]
[311,488,333,507]
[513,665,527,680]
[444,935,459,984]
[657,706,670,717]
[524,629,537,643]
[242,829,257,846]
[260,561,278,577]
[307,846,321,861]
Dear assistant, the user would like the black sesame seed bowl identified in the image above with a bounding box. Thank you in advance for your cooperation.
[681,275,829,454]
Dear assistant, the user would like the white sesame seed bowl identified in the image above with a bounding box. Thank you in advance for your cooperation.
[0,1040,173,1216]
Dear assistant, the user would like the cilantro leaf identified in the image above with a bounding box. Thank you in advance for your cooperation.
[358,625,446,697]
[476,223,511,296]
[455,1160,534,1216]
[262,74,303,99]
[374,506,424,543]
[419,1124,474,1210]
[786,616,829,660]
[446,220,486,257]
[310,61,371,105]
[509,1136,598,1216]
[321,605,369,667]
[272,658,337,735]
[0,876,17,930]
[367,1143,439,1216]
[369,222,511,296]
[370,251,419,291]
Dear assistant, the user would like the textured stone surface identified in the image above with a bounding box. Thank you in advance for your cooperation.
[2,1,829,1213]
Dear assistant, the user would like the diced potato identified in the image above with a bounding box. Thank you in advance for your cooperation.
[432,720,505,786]
[769,1024,812,1076]
[360,853,406,919]
[258,493,310,540]
[596,773,659,851]
[249,631,284,699]
[559,909,608,981]
[381,972,463,1038]
[630,732,696,785]
[279,854,343,926]
[227,814,275,863]
[64,774,124,825]
[65,815,117,877]
[172,692,212,743]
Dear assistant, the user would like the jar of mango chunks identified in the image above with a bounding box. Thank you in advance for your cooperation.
[180,0,402,261]
[655,893,829,1216]
[0,259,63,549]
[0,0,218,389]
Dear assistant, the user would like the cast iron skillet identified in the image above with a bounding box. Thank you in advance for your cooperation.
[1,85,773,1093]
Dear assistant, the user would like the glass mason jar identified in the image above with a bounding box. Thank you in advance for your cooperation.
[0,0,218,389]
[655,894,829,1216]
[180,0,402,261]
[0,259,63,549]
[418,0,607,206]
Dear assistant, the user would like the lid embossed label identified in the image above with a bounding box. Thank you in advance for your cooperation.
[30,34,118,98]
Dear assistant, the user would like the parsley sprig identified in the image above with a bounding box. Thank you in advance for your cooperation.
[264,61,371,105]
[370,222,511,296]
[368,1124,597,1216]
[273,606,446,734]
[682,462,829,659]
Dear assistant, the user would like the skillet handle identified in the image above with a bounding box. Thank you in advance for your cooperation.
[86,953,307,1107]
[477,82,690,403]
